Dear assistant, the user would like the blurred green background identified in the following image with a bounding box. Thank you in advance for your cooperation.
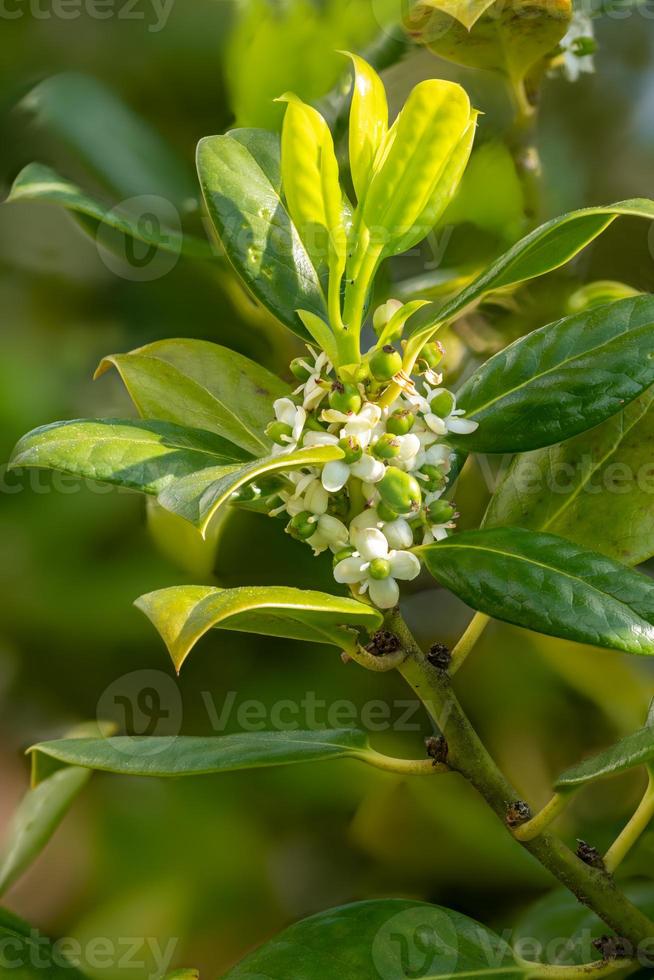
[1,2,654,976]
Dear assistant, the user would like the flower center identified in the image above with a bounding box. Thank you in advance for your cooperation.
[369,558,391,580]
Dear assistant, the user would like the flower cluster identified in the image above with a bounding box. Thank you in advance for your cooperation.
[262,317,479,609]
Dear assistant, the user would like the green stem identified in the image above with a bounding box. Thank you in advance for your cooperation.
[449,612,491,675]
[388,611,654,948]
[514,792,575,843]
[518,956,638,980]
[604,768,654,874]
[361,750,447,777]
[343,243,384,338]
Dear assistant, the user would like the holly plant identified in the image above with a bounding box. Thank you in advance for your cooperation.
[6,50,654,980]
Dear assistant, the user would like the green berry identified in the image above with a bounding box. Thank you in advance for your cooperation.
[420,465,447,493]
[333,546,356,567]
[421,341,445,370]
[427,500,455,525]
[373,433,401,460]
[430,390,456,419]
[288,511,316,541]
[329,381,362,414]
[379,467,422,515]
[387,409,415,436]
[377,501,399,522]
[289,357,312,382]
[339,436,362,465]
[266,420,293,445]
[369,345,403,382]
[369,558,391,580]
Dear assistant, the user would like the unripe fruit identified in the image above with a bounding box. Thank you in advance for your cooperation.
[387,409,415,436]
[427,500,455,525]
[288,511,316,541]
[333,546,356,567]
[373,433,401,460]
[379,467,422,515]
[369,558,391,580]
[290,357,312,382]
[420,341,445,370]
[420,465,447,493]
[329,381,362,414]
[266,420,293,445]
[377,501,399,522]
[369,345,403,381]
[430,390,455,419]
[339,436,362,465]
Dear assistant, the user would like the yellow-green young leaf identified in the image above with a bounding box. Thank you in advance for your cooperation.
[135,585,384,671]
[278,94,346,272]
[157,445,344,534]
[363,80,474,257]
[344,52,388,202]
[297,310,339,365]
[408,0,572,82]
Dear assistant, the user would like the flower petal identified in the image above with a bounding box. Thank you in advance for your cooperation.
[333,556,366,585]
[317,514,349,548]
[357,527,389,562]
[425,414,447,436]
[274,397,298,427]
[447,417,479,434]
[304,480,329,515]
[397,433,421,461]
[351,453,385,483]
[303,431,339,448]
[389,550,421,581]
[383,518,413,550]
[369,576,400,609]
[321,460,351,493]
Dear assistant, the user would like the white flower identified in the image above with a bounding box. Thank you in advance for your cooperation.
[350,509,414,551]
[281,477,348,555]
[271,397,306,454]
[423,519,456,545]
[333,527,420,609]
[409,386,478,437]
[394,432,422,472]
[321,402,383,447]
[293,346,332,411]
[304,413,386,493]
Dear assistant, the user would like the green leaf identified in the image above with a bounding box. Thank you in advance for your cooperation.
[408,0,571,82]
[96,339,288,457]
[484,389,654,566]
[0,767,90,897]
[196,128,327,339]
[297,310,339,365]
[7,164,212,259]
[344,52,388,202]
[9,419,250,496]
[157,444,343,533]
[404,199,654,367]
[452,295,654,453]
[18,73,196,205]
[418,527,654,657]
[135,584,383,671]
[222,899,523,979]
[555,725,654,789]
[29,730,372,782]
[0,912,89,978]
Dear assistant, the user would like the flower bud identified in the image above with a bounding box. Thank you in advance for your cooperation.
[420,341,445,370]
[427,500,455,525]
[379,467,422,514]
[370,345,403,381]
[339,436,363,464]
[289,357,312,382]
[373,299,404,336]
[373,433,401,460]
[420,465,447,493]
[387,409,415,436]
[430,390,455,419]
[333,545,356,567]
[329,381,362,414]
[266,420,293,445]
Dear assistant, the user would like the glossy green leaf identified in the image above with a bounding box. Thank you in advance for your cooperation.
[484,389,654,566]
[404,199,654,367]
[157,444,343,533]
[0,767,90,897]
[419,527,654,656]
[136,584,383,670]
[96,339,288,457]
[408,0,571,82]
[297,310,339,365]
[0,911,88,978]
[196,128,327,339]
[515,883,654,966]
[7,164,211,259]
[363,80,475,257]
[556,726,654,789]
[344,52,388,202]
[9,419,249,496]
[222,899,523,979]
[278,94,346,272]
[452,295,654,453]
[29,730,372,782]
[18,73,196,206]
[165,973,199,980]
